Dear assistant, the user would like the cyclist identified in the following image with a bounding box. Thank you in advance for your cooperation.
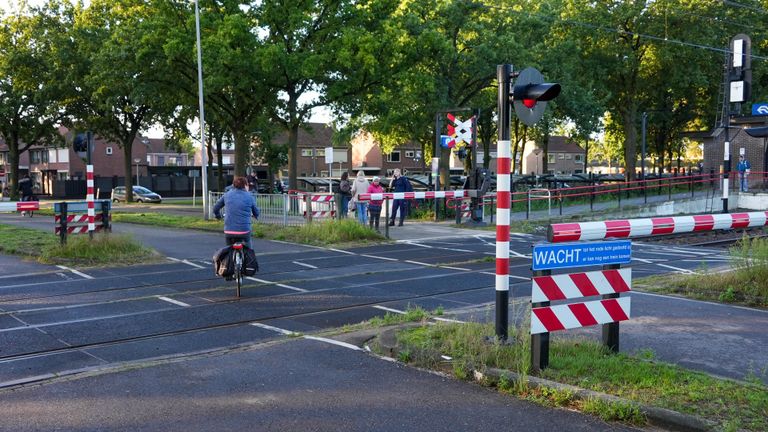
[18,174,34,216]
[213,176,260,250]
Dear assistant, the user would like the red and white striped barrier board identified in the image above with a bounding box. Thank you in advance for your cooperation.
[357,190,467,201]
[304,211,335,219]
[309,194,334,202]
[532,268,631,303]
[548,211,768,243]
[0,201,40,212]
[531,297,631,334]
[56,225,107,235]
[460,202,471,218]
[55,214,107,224]
[86,165,95,232]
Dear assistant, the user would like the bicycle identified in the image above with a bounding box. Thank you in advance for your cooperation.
[230,242,245,298]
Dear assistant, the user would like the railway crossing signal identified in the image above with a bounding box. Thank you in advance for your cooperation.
[512,67,561,126]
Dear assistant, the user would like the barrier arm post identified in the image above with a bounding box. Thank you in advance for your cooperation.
[384,197,390,239]
[59,202,68,246]
[531,269,551,372]
[602,262,622,352]
[494,64,512,340]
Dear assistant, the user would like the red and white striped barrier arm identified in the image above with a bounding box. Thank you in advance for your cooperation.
[532,269,631,303]
[86,165,95,232]
[303,211,335,218]
[357,190,467,201]
[548,211,768,243]
[531,297,631,334]
[0,201,40,212]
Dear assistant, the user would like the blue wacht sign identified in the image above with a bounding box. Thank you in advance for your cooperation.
[752,103,768,116]
[532,240,632,271]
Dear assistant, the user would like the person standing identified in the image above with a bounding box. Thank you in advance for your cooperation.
[350,171,370,225]
[367,176,384,232]
[737,155,751,192]
[388,168,412,226]
[338,171,352,218]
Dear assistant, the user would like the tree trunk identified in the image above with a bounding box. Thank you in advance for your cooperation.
[8,140,19,201]
[123,140,135,203]
[233,130,249,177]
[287,125,299,190]
[621,108,638,181]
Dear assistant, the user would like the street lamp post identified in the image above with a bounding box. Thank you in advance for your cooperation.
[193,0,209,219]
[134,158,141,186]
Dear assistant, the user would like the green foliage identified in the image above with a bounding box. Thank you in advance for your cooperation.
[581,398,645,424]
[40,233,156,266]
[391,323,768,431]
[273,219,384,246]
[0,223,60,256]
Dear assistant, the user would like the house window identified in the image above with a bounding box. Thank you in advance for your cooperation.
[157,156,165,166]
[558,153,565,160]
[301,149,313,157]
[30,151,40,164]
[106,147,113,155]
[0,152,5,164]
[565,154,572,160]
[315,148,326,157]
[386,151,401,163]
[405,150,415,158]
[547,154,556,164]
[574,154,583,162]
[41,150,48,163]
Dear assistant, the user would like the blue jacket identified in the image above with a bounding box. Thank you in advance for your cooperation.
[213,188,260,234]
[391,175,412,193]
[737,159,751,173]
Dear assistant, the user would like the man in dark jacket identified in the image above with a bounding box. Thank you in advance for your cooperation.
[18,175,34,201]
[213,177,260,249]
[388,168,412,226]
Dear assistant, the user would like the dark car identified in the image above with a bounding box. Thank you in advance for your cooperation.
[111,186,162,203]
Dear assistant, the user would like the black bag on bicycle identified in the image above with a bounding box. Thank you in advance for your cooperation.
[213,246,235,278]
[242,247,259,276]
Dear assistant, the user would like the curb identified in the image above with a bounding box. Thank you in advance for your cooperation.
[361,323,717,432]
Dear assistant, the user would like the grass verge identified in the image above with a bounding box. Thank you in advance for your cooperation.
[636,236,768,308]
[370,316,767,431]
[111,213,385,246]
[0,224,157,266]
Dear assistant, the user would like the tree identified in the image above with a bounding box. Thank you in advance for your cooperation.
[0,4,68,200]
[64,0,172,202]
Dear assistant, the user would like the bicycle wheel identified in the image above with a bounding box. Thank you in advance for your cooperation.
[235,250,242,298]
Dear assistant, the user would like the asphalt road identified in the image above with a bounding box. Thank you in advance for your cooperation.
[0,212,766,430]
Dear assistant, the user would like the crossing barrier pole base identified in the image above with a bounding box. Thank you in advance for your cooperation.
[531,269,551,372]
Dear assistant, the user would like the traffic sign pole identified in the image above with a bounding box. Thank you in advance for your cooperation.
[531,268,551,372]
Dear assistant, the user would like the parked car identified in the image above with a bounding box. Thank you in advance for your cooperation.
[111,186,162,203]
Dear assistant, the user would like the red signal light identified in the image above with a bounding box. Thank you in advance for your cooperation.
[523,99,536,109]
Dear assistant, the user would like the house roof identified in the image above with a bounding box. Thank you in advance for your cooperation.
[546,136,585,153]
[274,122,334,147]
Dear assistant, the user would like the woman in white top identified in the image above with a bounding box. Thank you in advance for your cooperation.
[350,171,370,225]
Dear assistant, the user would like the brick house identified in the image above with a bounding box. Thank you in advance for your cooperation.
[686,115,768,189]
[273,123,425,179]
[1,129,193,197]
[522,136,586,175]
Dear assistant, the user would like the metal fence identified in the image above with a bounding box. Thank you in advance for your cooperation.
[208,192,337,227]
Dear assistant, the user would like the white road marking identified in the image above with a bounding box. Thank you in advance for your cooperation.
[328,248,355,255]
[293,261,318,269]
[433,317,465,323]
[440,265,470,271]
[633,291,768,313]
[373,305,405,314]
[55,265,93,280]
[402,241,434,249]
[251,323,298,335]
[405,260,434,267]
[655,263,696,274]
[361,254,398,261]
[181,260,205,269]
[509,250,531,259]
[167,257,181,262]
[246,277,308,292]
[304,335,362,351]
[157,296,191,307]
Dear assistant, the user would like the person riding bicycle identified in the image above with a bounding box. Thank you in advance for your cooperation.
[18,175,34,201]
[213,177,260,250]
